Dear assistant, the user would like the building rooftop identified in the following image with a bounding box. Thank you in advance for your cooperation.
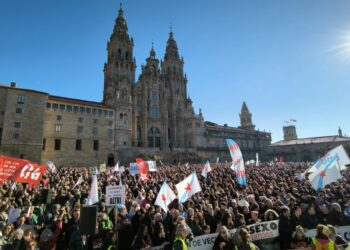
[0,83,49,95]
[271,135,350,147]
[204,121,270,134]
[48,95,109,109]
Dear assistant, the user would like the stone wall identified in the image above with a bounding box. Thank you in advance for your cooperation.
[0,86,47,163]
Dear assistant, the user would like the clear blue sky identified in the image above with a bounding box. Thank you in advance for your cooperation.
[1,0,349,142]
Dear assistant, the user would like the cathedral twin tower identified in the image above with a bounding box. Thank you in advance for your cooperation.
[103,5,203,151]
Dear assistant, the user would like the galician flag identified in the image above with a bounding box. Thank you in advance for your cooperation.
[303,145,350,177]
[112,162,119,172]
[201,161,212,178]
[175,172,202,204]
[309,154,342,190]
[87,174,99,205]
[226,139,247,186]
[73,176,83,189]
[46,160,57,174]
[155,181,176,212]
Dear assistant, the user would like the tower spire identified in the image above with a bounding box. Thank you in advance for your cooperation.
[239,102,255,131]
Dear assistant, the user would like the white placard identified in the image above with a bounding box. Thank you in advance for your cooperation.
[105,185,125,206]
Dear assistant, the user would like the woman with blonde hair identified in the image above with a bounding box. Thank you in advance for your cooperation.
[213,225,234,250]
[235,227,259,250]
[309,224,338,250]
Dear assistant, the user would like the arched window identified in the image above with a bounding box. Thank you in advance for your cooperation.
[148,127,161,148]
[120,113,123,119]
[118,49,122,59]
[125,51,129,59]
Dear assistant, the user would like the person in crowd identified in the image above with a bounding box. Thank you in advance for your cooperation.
[131,224,152,250]
[173,224,189,250]
[234,227,259,250]
[1,161,350,249]
[309,224,338,250]
[302,205,319,230]
[264,209,279,221]
[327,225,348,248]
[279,206,293,250]
[290,225,310,249]
[213,225,235,250]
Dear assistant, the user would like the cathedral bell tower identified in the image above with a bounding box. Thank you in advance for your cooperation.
[239,102,255,131]
[161,29,188,148]
[103,3,136,147]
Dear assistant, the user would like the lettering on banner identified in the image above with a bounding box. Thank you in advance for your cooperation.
[20,164,41,180]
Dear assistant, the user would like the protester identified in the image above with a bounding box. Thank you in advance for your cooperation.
[290,225,310,249]
[213,225,235,250]
[234,227,259,250]
[0,161,350,250]
[173,224,189,250]
[309,224,338,250]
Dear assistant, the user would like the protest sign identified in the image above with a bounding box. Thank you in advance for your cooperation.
[129,163,139,176]
[105,185,126,206]
[147,161,157,172]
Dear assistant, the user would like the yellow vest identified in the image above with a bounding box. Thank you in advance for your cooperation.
[235,242,256,250]
[173,236,188,250]
[311,237,335,250]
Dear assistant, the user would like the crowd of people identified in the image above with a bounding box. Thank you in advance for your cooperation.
[0,161,350,250]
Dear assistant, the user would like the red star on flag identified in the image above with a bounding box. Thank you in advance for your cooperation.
[161,194,166,201]
[320,171,326,177]
[185,183,191,192]
[236,159,241,164]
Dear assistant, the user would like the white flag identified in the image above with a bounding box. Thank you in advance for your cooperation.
[155,181,176,212]
[113,162,119,172]
[226,139,247,186]
[46,160,57,174]
[256,153,259,167]
[216,157,220,163]
[93,167,99,175]
[87,174,99,205]
[201,161,212,178]
[176,172,202,204]
[73,176,83,189]
[309,154,342,190]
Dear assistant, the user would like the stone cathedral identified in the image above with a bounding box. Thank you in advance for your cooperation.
[0,5,271,166]
[103,6,199,151]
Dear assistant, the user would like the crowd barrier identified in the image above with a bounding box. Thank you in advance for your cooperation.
[151,220,350,250]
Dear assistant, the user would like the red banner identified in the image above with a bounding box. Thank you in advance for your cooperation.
[0,156,28,180]
[12,162,47,186]
[136,158,149,181]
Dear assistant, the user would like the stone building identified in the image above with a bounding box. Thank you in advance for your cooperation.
[0,5,271,165]
[268,125,350,162]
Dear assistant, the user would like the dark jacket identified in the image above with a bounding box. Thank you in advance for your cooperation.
[278,215,293,250]
[213,235,235,250]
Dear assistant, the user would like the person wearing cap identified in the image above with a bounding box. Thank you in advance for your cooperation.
[173,224,189,250]
[309,224,338,250]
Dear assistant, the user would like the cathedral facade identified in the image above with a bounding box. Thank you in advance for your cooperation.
[102,6,202,151]
[0,5,271,166]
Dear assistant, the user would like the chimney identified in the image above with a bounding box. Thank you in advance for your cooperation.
[10,82,16,88]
